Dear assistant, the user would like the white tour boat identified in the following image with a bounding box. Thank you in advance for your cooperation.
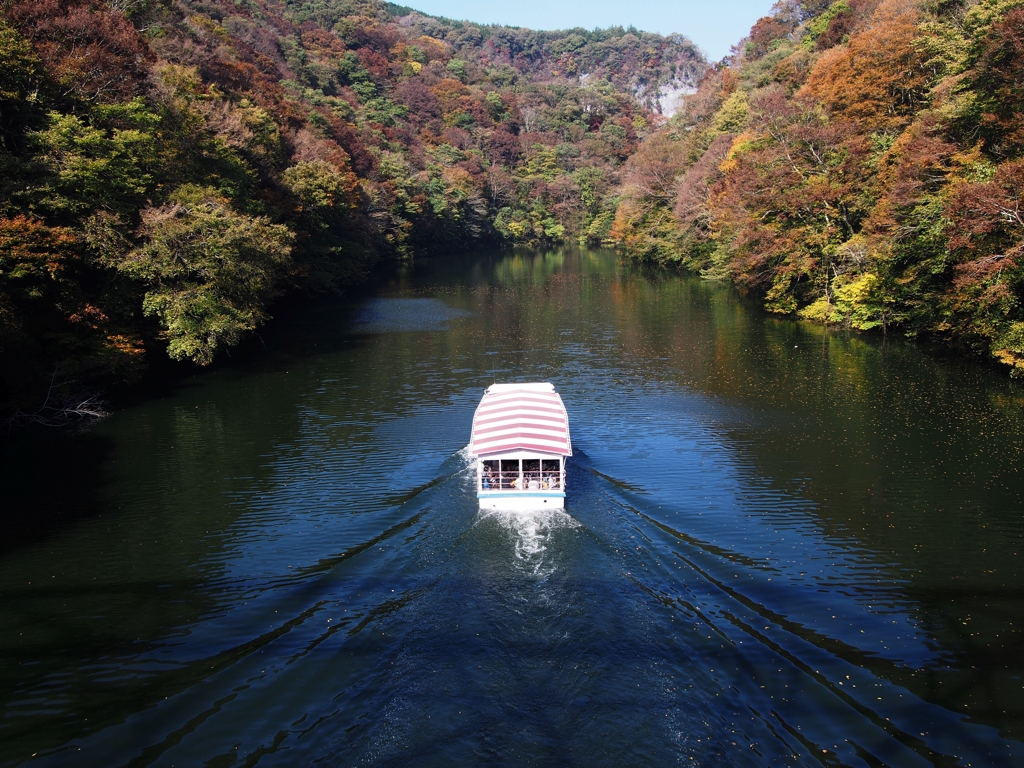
[469,382,572,510]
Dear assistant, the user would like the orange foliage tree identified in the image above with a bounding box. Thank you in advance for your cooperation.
[800,2,929,133]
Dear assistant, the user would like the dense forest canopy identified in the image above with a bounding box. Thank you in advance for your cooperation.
[2,0,1024,425]
[0,0,703,422]
[611,0,1024,375]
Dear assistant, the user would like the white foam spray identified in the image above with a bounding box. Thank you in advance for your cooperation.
[477,508,579,575]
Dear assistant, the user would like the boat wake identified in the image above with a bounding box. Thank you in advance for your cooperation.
[476,508,579,567]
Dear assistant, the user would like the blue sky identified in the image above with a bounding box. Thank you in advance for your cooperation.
[396,0,778,61]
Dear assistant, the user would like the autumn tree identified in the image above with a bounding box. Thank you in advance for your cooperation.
[957,7,1024,159]
[941,160,1024,369]
[0,215,142,419]
[113,185,294,365]
[800,1,930,133]
[4,0,151,103]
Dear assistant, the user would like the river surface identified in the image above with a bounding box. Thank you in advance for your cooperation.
[2,247,1024,767]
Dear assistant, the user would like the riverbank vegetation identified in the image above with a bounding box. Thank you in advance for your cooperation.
[611,0,1024,375]
[0,0,702,421]
[4,0,1024,424]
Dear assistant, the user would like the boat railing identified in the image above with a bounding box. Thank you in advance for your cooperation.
[480,470,564,491]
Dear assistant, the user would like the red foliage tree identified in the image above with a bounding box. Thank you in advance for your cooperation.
[487,129,523,167]
[746,14,797,59]
[941,161,1024,354]
[395,78,441,121]
[965,8,1024,158]
[674,134,733,232]
[946,160,1024,261]
[4,0,150,102]
[862,116,955,249]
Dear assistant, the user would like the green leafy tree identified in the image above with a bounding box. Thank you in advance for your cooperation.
[0,20,48,156]
[28,100,159,221]
[114,185,294,364]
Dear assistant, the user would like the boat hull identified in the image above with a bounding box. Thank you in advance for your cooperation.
[477,491,566,511]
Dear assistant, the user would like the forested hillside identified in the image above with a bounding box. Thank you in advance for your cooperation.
[0,0,703,422]
[5,0,1024,426]
[611,0,1024,374]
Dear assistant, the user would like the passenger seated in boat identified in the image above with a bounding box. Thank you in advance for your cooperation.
[528,478,540,490]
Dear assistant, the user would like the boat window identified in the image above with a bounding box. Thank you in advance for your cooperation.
[481,460,498,490]
[539,458,562,490]
[479,458,565,491]
[498,459,520,489]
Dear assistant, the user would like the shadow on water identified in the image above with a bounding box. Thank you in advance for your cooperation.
[0,430,115,555]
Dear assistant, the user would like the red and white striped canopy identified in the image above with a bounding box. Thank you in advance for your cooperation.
[469,382,572,457]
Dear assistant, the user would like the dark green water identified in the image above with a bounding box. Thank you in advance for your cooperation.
[2,247,1023,766]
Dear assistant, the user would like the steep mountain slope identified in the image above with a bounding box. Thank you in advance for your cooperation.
[611,0,1024,374]
[384,5,703,115]
[0,0,704,420]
